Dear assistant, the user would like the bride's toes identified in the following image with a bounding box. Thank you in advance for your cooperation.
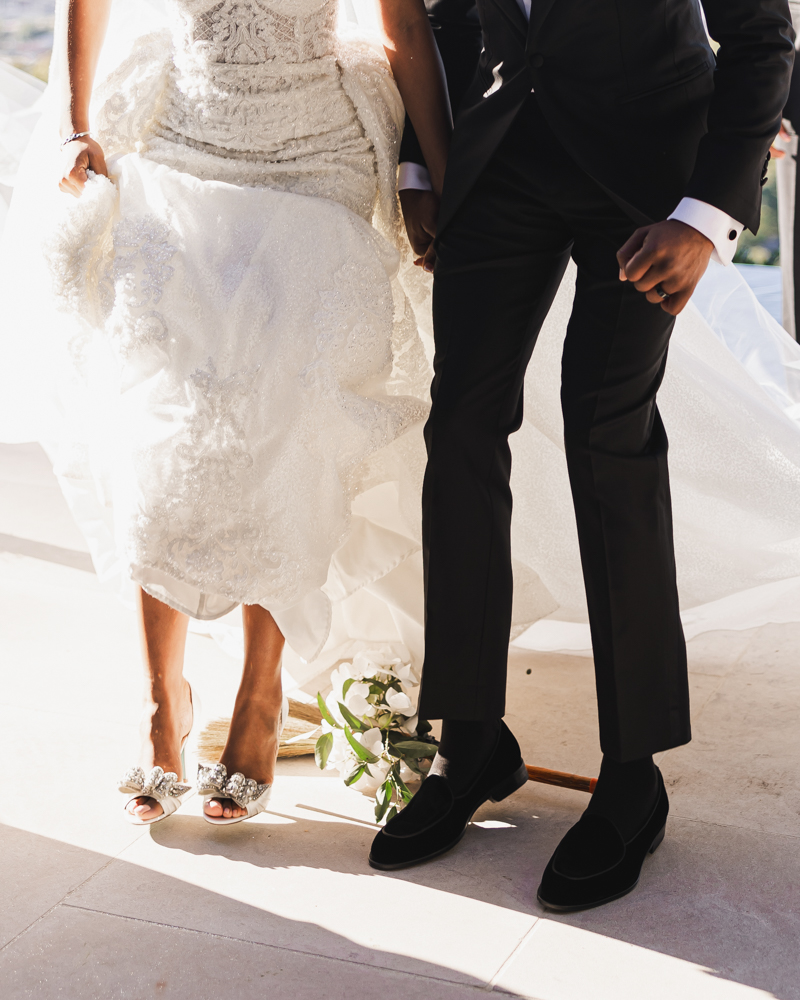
[128,796,163,821]
[205,798,235,819]
[204,798,244,820]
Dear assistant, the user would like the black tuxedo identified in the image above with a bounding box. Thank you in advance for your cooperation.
[415,1,794,761]
[440,0,793,234]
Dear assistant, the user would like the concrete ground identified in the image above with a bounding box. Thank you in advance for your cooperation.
[0,442,798,1000]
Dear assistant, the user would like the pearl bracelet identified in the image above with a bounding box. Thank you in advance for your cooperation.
[60,131,92,149]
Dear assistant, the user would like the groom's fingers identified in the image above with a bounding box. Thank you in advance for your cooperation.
[616,220,713,315]
[616,226,650,279]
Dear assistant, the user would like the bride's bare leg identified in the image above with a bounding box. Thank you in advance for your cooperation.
[128,588,192,821]
[204,605,284,820]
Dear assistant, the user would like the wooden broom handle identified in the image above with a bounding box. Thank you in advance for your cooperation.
[526,764,597,794]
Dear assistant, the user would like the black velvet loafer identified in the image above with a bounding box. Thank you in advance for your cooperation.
[369,720,528,871]
[537,767,669,912]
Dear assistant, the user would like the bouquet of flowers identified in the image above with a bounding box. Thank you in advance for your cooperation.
[315,647,438,823]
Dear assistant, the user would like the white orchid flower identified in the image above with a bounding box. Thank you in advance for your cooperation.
[351,755,392,795]
[325,690,346,727]
[326,730,350,770]
[385,686,414,714]
[399,714,418,736]
[394,662,417,684]
[345,680,375,718]
[353,651,395,679]
[356,727,385,757]
[406,684,420,711]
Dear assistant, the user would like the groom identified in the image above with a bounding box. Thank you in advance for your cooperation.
[370,0,794,910]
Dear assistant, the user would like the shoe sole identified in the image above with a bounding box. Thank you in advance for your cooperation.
[536,823,666,913]
[368,761,529,871]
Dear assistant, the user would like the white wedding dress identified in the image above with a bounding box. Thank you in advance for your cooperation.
[3,0,800,689]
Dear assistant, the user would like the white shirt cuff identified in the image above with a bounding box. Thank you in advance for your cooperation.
[398,162,433,192]
[668,197,743,266]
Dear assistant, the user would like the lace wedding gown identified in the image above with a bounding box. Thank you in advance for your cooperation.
[0,0,434,677]
[3,0,800,685]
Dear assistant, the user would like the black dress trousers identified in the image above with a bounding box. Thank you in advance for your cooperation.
[418,96,691,762]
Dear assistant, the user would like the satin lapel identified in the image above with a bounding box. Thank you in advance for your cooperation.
[528,0,556,43]
[489,0,529,42]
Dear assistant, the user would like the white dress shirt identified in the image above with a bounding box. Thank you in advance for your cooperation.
[398,0,744,266]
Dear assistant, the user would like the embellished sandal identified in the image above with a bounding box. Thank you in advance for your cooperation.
[119,684,197,825]
[197,762,273,825]
[119,764,192,825]
[198,696,287,826]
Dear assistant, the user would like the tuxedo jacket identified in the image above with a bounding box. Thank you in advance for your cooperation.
[411,0,794,236]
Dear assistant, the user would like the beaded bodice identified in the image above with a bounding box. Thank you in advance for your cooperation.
[174,0,339,66]
[158,0,365,158]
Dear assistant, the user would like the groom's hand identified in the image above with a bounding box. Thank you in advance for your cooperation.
[617,220,713,315]
[400,189,439,273]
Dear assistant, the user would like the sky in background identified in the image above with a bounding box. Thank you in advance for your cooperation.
[0,0,55,80]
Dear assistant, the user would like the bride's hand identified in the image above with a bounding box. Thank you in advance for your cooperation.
[59,136,108,197]
[400,189,439,273]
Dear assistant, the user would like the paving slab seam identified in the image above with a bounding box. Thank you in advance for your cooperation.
[485,918,542,994]
[56,903,510,991]
[0,849,126,957]
[671,811,800,841]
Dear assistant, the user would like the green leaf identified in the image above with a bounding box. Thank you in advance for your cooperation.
[394,772,413,803]
[386,805,398,823]
[316,692,341,729]
[314,731,334,771]
[345,763,368,786]
[392,740,439,758]
[374,780,393,823]
[342,677,357,699]
[416,719,432,736]
[344,725,379,763]
[338,701,369,733]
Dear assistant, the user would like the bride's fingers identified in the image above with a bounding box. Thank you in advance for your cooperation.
[88,150,109,178]
[60,175,82,197]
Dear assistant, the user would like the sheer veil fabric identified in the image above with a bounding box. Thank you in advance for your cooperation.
[2,0,800,689]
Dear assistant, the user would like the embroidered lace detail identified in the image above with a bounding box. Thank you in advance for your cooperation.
[181,0,338,64]
[103,215,178,361]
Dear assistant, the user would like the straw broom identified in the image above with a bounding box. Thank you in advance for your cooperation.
[198,700,597,793]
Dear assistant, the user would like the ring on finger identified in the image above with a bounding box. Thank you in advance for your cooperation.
[655,283,670,300]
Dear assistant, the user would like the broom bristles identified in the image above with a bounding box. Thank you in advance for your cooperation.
[196,698,324,760]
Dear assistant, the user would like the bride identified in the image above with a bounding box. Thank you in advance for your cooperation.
[15,0,451,825]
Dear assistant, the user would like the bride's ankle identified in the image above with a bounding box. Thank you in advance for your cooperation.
[142,676,190,711]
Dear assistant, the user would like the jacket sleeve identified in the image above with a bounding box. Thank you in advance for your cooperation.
[685,0,795,232]
[783,4,800,129]
[398,1,484,168]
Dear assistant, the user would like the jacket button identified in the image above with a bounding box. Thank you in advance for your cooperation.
[529,53,544,68]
